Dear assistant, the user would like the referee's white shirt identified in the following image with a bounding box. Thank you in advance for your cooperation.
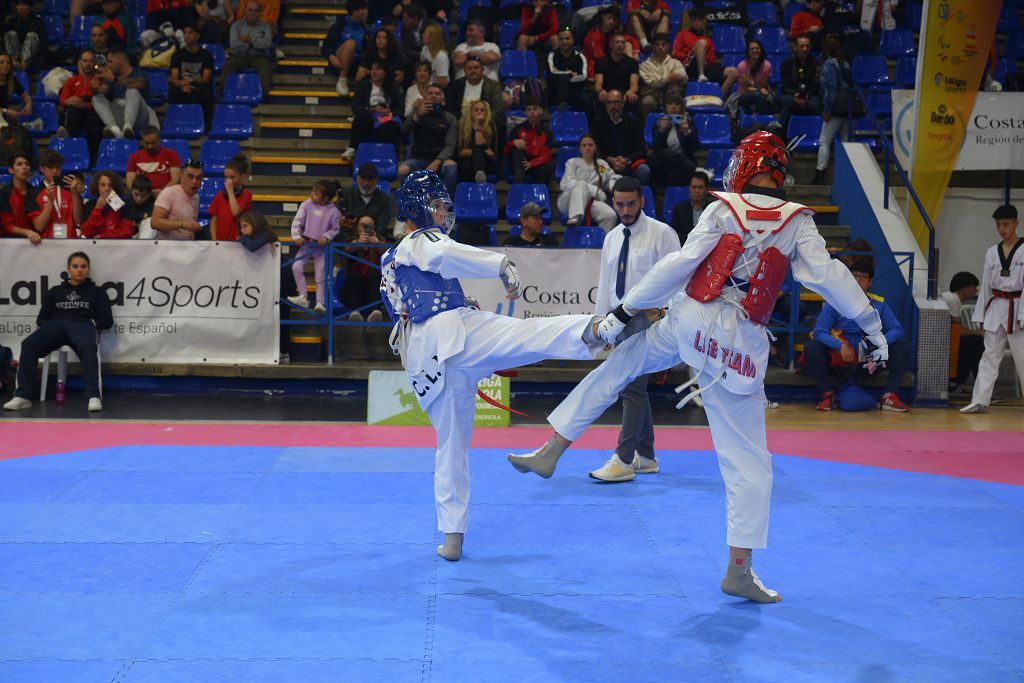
[595,212,681,316]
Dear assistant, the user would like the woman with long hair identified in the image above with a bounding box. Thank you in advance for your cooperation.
[420,23,450,88]
[557,133,619,230]
[0,53,30,127]
[735,39,774,115]
[355,28,404,84]
[343,59,404,161]
[404,59,433,117]
[456,100,499,184]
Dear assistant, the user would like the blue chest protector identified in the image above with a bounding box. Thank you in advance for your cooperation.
[394,265,467,323]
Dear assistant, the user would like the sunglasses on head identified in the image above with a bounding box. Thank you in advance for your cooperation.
[184,159,204,170]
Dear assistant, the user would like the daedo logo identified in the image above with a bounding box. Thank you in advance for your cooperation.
[931,103,956,126]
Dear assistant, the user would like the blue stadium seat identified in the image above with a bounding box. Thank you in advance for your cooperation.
[162,138,192,166]
[740,113,775,128]
[68,16,91,47]
[711,24,745,54]
[11,70,28,102]
[28,101,58,138]
[42,15,64,45]
[457,0,491,23]
[746,2,779,27]
[997,4,1018,32]
[562,226,605,248]
[455,182,499,224]
[209,104,253,140]
[353,142,397,181]
[42,0,69,14]
[704,147,734,186]
[499,20,520,51]
[376,180,391,195]
[783,2,807,29]
[162,104,206,139]
[1005,30,1024,63]
[554,146,580,181]
[753,26,789,55]
[506,184,551,223]
[787,115,822,152]
[455,224,497,245]
[143,69,168,106]
[199,178,222,213]
[717,51,743,68]
[852,116,890,151]
[662,186,688,225]
[694,113,732,148]
[865,91,891,118]
[685,80,727,112]
[95,139,136,173]
[48,137,90,172]
[203,44,226,74]
[550,110,588,146]
[499,51,539,80]
[127,0,146,14]
[852,55,891,88]
[641,185,657,218]
[894,55,917,88]
[221,72,263,105]
[906,3,922,32]
[667,1,693,27]
[132,16,145,41]
[880,29,915,57]
[199,139,241,175]
[507,223,552,239]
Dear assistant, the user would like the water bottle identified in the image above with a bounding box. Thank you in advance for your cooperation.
[55,380,65,405]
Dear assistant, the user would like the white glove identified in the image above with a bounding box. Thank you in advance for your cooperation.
[854,305,887,370]
[499,258,522,300]
[861,331,888,363]
[596,305,632,345]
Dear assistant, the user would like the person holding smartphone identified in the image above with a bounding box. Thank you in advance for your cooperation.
[29,149,85,239]
[647,93,700,188]
[341,214,388,323]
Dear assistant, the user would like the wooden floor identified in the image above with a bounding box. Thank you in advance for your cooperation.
[763,403,1024,431]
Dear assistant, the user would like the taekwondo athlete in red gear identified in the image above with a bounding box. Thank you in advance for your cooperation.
[508,132,889,602]
[380,170,607,562]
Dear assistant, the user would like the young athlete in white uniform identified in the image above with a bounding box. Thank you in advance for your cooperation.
[508,132,890,602]
[960,204,1024,413]
[380,170,606,561]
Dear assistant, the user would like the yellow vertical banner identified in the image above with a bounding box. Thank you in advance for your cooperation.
[909,0,1001,252]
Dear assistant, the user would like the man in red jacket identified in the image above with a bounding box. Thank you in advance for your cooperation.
[583,7,639,81]
[504,96,554,184]
[789,0,824,42]
[56,49,103,167]
[672,8,736,86]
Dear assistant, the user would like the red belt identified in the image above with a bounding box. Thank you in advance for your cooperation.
[985,289,1022,331]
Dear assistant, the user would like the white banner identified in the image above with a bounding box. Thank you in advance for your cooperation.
[459,247,603,318]
[892,89,1024,172]
[0,241,281,363]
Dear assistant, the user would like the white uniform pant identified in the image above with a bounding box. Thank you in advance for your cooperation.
[556,181,618,231]
[970,326,1024,406]
[549,314,773,549]
[422,310,598,534]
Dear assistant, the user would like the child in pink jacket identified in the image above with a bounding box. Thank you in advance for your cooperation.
[288,180,342,314]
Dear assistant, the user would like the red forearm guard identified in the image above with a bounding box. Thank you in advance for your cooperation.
[685,233,743,303]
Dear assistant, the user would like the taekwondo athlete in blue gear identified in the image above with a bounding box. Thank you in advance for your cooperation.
[379,170,607,561]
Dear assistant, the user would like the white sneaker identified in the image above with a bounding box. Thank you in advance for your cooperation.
[348,310,364,322]
[589,453,636,482]
[367,309,384,322]
[634,452,659,474]
[122,124,134,139]
[474,170,487,184]
[55,126,69,138]
[3,396,31,410]
[313,302,326,315]
[336,76,349,96]
[103,125,123,139]
[959,403,987,414]
[698,74,709,83]
[286,294,310,308]
[88,398,103,412]
[341,147,356,161]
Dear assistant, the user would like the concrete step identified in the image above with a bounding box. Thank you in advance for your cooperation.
[258,103,350,117]
[240,137,344,153]
[281,18,336,31]
[278,44,323,57]
[282,31,327,41]
[289,6,346,16]
[271,73,338,87]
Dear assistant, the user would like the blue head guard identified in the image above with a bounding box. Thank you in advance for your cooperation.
[396,170,456,233]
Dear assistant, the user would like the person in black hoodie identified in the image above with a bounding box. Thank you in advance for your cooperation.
[4,252,114,412]
[2,0,48,72]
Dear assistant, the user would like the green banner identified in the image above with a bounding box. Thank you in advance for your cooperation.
[367,370,511,427]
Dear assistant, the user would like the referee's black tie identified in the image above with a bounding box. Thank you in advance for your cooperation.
[616,227,631,298]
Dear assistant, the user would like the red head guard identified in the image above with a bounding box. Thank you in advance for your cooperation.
[721,131,790,193]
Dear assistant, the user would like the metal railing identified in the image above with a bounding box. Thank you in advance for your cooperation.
[280,242,390,363]
[767,249,917,370]
[848,83,939,299]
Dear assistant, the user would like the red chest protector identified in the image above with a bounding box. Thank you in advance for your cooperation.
[685,191,814,325]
